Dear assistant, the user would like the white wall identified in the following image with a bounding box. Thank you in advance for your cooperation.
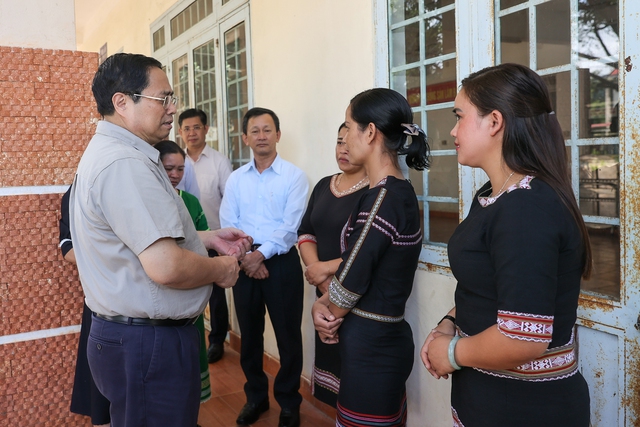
[248,0,378,374]
[0,0,76,50]
[75,0,176,55]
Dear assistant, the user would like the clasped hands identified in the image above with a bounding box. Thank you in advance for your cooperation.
[312,293,342,344]
[305,261,332,294]
[420,321,458,379]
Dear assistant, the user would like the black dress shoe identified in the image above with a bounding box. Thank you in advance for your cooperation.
[278,408,300,427]
[207,342,224,363]
[236,399,269,425]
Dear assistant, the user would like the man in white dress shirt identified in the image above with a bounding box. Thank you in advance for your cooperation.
[178,108,233,364]
[220,107,308,427]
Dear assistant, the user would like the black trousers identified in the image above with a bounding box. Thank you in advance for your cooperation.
[233,248,304,410]
[208,249,229,346]
[208,284,229,345]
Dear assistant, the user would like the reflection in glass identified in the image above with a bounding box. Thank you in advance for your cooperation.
[536,0,570,69]
[426,59,456,105]
[225,22,250,169]
[581,224,620,300]
[193,39,218,150]
[389,0,419,25]
[391,23,420,67]
[579,145,619,218]
[428,202,458,244]
[541,72,572,138]
[501,0,527,9]
[500,10,529,65]
[172,54,190,147]
[428,155,459,198]
[424,0,454,12]
[391,67,421,107]
[413,155,459,244]
[425,10,455,59]
[427,109,457,151]
[577,0,619,138]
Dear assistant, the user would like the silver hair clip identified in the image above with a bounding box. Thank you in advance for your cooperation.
[401,123,425,137]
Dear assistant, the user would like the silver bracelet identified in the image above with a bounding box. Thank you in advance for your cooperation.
[448,335,462,370]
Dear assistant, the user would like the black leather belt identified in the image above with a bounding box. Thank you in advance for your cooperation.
[93,313,197,327]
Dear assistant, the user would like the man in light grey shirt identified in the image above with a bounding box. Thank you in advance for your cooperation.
[70,53,251,427]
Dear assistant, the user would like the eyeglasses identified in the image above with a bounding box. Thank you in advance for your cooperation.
[181,125,203,132]
[131,93,178,109]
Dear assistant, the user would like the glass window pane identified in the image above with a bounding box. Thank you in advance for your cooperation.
[500,10,529,65]
[581,224,620,299]
[536,0,571,69]
[578,0,619,138]
[427,109,456,151]
[172,54,190,114]
[425,10,455,59]
[193,39,218,150]
[224,22,250,168]
[429,202,458,244]
[424,0,454,12]
[428,155,458,198]
[390,0,419,25]
[579,145,619,218]
[426,58,456,105]
[391,67,421,107]
[541,71,572,139]
[391,22,420,67]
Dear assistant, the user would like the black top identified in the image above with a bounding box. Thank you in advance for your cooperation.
[298,174,369,262]
[330,176,422,319]
[449,177,583,348]
[59,187,73,257]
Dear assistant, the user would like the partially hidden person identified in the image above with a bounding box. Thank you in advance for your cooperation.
[297,122,369,407]
[155,139,213,405]
[59,187,110,427]
[177,108,233,364]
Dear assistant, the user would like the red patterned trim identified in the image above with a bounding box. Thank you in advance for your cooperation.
[297,234,317,246]
[312,365,340,395]
[460,327,580,382]
[497,310,553,342]
[452,407,465,427]
[337,394,407,426]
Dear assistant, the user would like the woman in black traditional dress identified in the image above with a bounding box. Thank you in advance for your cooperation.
[298,123,369,407]
[421,63,591,426]
[312,88,430,426]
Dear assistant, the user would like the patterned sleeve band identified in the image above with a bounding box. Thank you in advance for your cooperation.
[329,276,361,310]
[497,310,553,343]
[297,234,317,246]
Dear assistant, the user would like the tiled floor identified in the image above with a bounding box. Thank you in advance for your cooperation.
[197,344,335,427]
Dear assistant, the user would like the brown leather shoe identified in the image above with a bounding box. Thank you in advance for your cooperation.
[236,399,269,425]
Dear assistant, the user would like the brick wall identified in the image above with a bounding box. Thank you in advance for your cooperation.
[0,47,98,426]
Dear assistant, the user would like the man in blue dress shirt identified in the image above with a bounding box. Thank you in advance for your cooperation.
[220,107,308,427]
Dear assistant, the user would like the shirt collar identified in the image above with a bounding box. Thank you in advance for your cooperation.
[185,144,212,161]
[247,153,282,175]
[96,120,160,164]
